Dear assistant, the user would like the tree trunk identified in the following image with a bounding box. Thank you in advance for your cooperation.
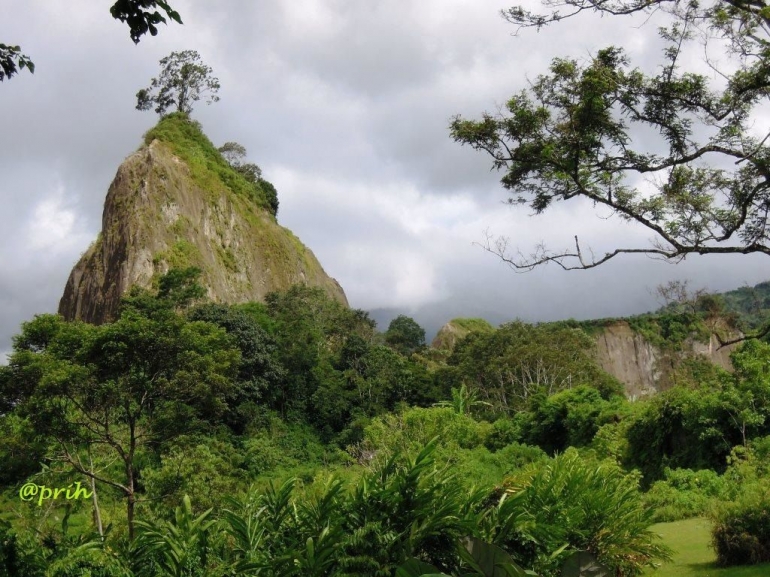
[88,450,104,538]
[127,491,135,541]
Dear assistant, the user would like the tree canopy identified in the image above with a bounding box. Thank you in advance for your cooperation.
[451,0,770,280]
[136,50,220,115]
[2,2,181,83]
[218,142,280,217]
[385,314,426,356]
[0,44,34,82]
[110,0,182,44]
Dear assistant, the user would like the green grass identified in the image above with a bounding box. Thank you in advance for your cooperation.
[143,112,273,213]
[644,518,770,577]
[450,317,495,333]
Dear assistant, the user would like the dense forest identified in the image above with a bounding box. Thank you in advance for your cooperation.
[1,267,770,576]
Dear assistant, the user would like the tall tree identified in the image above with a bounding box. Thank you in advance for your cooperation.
[451,0,770,339]
[136,50,220,115]
[385,315,426,356]
[2,302,239,540]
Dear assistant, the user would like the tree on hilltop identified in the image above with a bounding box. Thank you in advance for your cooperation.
[136,50,220,115]
[218,141,280,217]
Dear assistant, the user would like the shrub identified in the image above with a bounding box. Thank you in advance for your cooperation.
[493,450,670,576]
[241,417,330,478]
[485,418,523,451]
[363,407,490,457]
[712,483,770,566]
[643,468,729,522]
[141,438,246,511]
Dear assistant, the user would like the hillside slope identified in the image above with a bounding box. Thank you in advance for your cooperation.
[59,114,347,324]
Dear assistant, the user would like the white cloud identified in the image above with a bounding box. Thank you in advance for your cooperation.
[25,184,92,256]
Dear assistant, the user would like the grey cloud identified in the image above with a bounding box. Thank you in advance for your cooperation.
[0,0,766,361]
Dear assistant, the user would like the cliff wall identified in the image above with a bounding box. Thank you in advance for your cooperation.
[59,116,346,323]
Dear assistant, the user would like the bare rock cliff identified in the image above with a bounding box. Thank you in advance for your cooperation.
[593,321,738,398]
[59,119,347,324]
[431,317,740,398]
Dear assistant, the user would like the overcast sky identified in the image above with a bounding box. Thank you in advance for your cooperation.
[1,0,768,358]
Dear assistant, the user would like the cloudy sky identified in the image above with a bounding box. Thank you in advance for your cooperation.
[1,0,768,357]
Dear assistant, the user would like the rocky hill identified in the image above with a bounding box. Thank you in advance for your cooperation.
[591,320,738,398]
[432,315,742,398]
[59,114,347,324]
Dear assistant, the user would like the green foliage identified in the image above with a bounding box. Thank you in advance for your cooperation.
[0,519,44,577]
[215,441,485,576]
[364,407,491,457]
[643,468,730,523]
[719,281,770,332]
[143,113,273,213]
[493,450,670,576]
[142,438,245,511]
[485,419,524,452]
[450,318,496,334]
[0,44,34,81]
[264,285,376,421]
[385,315,427,355]
[136,50,219,115]
[241,416,333,479]
[431,443,547,492]
[626,339,770,484]
[452,0,770,271]
[625,386,730,484]
[522,385,625,454]
[109,1,182,44]
[187,303,284,433]
[447,321,620,416]
[258,178,279,218]
[2,288,240,539]
[711,483,770,567]
[216,142,279,218]
[0,515,129,577]
[133,495,215,577]
[627,312,711,351]
[0,414,45,486]
[44,543,132,577]
[435,383,492,417]
[398,536,534,577]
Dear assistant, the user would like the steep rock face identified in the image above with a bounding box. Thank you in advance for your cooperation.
[59,126,347,324]
[593,321,738,398]
[430,317,740,399]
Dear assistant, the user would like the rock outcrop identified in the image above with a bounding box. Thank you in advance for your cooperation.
[59,115,347,324]
[430,317,740,399]
[593,321,738,399]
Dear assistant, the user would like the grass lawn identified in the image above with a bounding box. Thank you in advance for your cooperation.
[643,518,770,577]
